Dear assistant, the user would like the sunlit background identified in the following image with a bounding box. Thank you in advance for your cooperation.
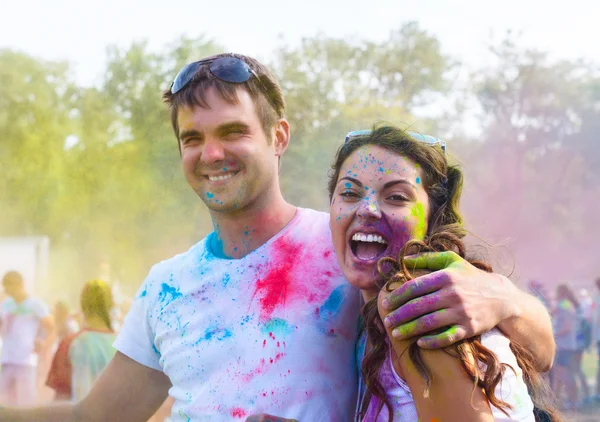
[1,0,599,307]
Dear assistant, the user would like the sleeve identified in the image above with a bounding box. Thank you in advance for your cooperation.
[46,334,76,398]
[113,274,162,372]
[482,329,536,422]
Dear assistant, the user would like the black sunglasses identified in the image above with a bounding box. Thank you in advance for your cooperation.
[170,56,260,94]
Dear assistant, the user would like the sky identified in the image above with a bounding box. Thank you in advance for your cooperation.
[1,0,598,87]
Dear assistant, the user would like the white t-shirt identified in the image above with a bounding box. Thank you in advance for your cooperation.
[0,296,49,366]
[359,329,535,421]
[115,208,361,421]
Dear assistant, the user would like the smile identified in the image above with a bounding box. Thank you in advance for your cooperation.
[350,231,389,262]
[206,172,237,182]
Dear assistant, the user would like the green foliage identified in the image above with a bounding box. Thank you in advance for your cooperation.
[1,25,598,298]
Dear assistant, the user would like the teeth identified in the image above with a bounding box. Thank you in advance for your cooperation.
[208,173,234,182]
[351,233,387,244]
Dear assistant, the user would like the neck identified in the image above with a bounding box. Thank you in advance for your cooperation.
[209,193,296,259]
[361,289,378,303]
[11,291,28,304]
[83,315,110,331]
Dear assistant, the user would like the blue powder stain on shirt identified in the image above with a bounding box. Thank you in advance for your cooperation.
[158,283,182,305]
[152,342,161,357]
[208,232,226,259]
[196,326,233,344]
[222,273,231,287]
[261,318,295,336]
[318,285,345,322]
[138,288,147,298]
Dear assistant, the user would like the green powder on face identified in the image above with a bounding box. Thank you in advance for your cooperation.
[410,202,427,240]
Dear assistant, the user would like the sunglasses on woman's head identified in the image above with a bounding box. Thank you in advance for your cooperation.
[344,130,447,154]
[170,56,260,94]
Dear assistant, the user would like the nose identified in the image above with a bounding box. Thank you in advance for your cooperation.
[356,197,382,220]
[200,138,225,165]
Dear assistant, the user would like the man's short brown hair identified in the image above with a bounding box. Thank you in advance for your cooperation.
[163,53,286,151]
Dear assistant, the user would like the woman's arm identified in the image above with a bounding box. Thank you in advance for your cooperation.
[379,286,494,422]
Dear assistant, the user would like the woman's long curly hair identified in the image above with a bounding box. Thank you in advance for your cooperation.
[328,125,560,422]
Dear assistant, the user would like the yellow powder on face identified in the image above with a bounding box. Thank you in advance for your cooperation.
[410,202,427,240]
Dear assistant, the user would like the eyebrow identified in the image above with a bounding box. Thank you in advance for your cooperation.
[338,176,415,190]
[179,121,251,142]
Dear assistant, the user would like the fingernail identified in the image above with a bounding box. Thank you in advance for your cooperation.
[383,317,392,328]
[381,298,390,309]
[392,329,404,339]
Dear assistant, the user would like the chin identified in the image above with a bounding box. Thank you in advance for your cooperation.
[343,267,380,293]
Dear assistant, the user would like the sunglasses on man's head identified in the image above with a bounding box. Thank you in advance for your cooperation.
[344,130,447,154]
[170,56,260,94]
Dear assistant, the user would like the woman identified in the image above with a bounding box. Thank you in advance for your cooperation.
[328,125,559,421]
[46,280,117,402]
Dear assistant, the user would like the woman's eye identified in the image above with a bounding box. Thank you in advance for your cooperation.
[388,194,408,202]
[340,190,359,199]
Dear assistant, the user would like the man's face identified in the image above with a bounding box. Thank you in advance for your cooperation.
[2,279,19,298]
[177,87,281,213]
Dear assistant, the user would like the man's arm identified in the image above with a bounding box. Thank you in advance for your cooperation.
[496,281,555,371]
[380,251,555,372]
[0,352,171,422]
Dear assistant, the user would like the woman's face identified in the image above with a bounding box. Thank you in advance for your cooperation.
[330,145,430,299]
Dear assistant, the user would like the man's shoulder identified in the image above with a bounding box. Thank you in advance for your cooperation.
[148,237,210,276]
[295,207,331,232]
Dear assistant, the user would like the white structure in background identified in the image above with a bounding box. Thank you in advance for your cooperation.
[0,236,49,293]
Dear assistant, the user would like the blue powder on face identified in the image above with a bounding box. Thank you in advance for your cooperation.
[206,192,214,198]
[416,177,421,184]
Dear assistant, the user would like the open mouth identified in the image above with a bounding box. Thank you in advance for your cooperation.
[350,232,389,261]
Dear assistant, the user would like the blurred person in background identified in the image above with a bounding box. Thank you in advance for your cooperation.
[574,288,592,403]
[594,277,600,398]
[45,280,116,402]
[552,284,581,409]
[0,270,55,406]
[527,280,551,310]
[53,301,79,342]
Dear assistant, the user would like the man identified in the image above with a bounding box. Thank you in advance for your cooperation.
[0,53,555,421]
[0,271,55,407]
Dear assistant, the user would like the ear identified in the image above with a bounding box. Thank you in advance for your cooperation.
[273,119,290,157]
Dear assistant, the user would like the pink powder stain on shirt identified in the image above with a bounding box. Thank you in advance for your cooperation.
[230,407,247,418]
[251,235,333,321]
